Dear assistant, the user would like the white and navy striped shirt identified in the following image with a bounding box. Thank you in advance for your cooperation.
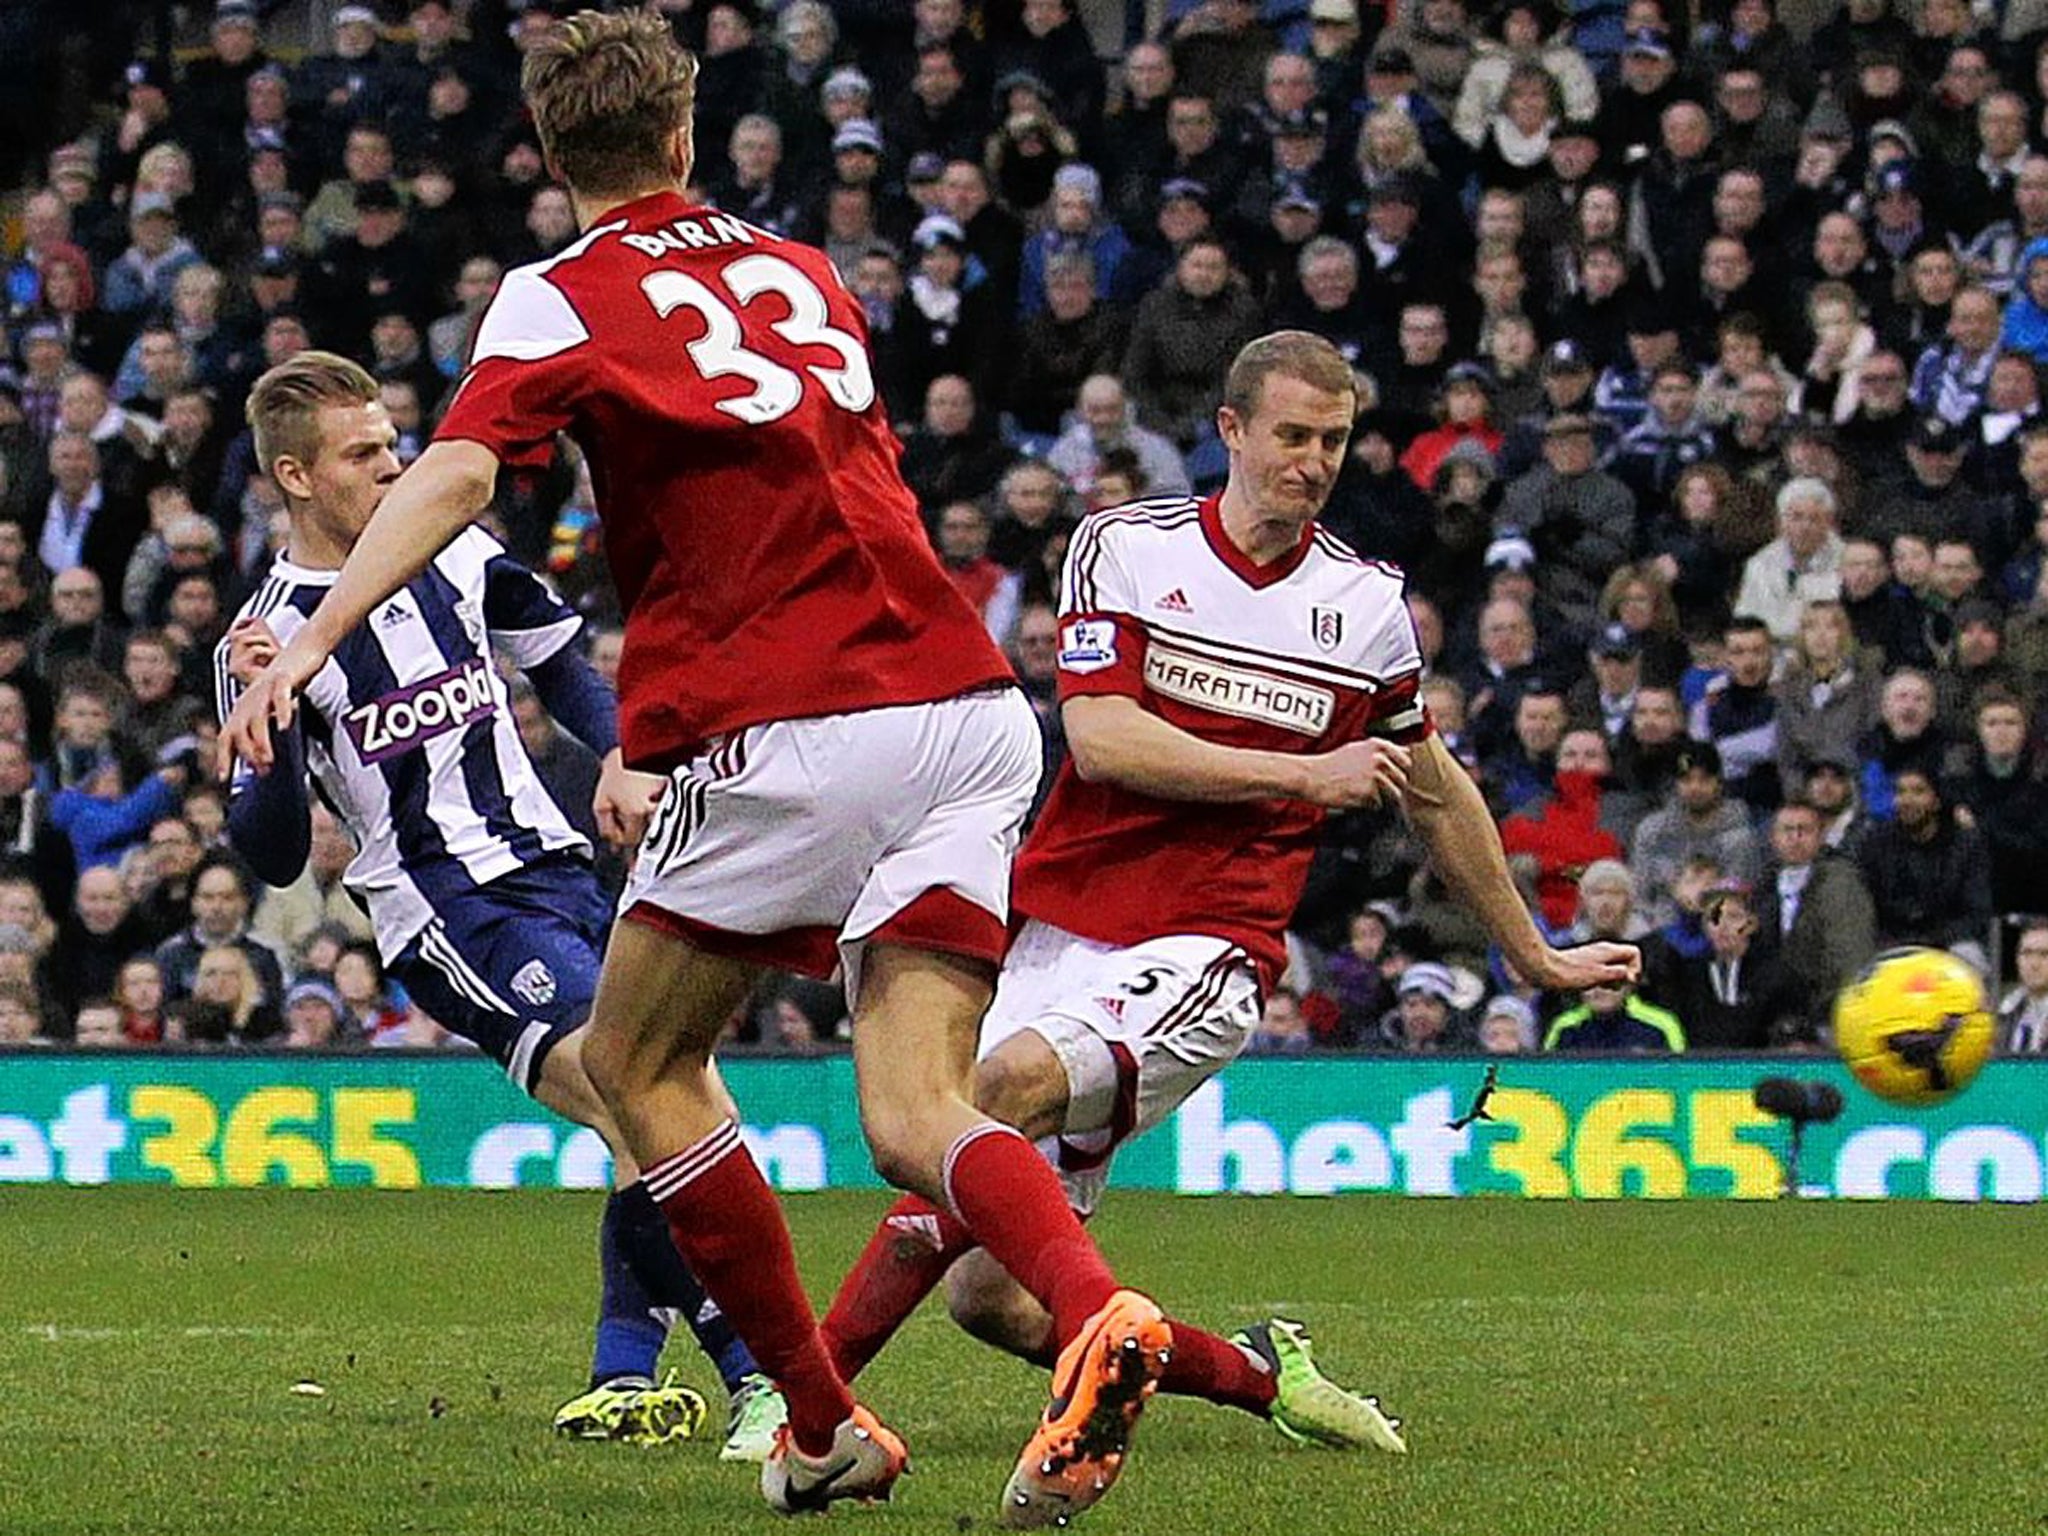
[217,527,591,961]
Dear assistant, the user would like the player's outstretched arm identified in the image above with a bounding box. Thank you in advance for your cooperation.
[1399,731,1640,991]
[218,441,499,777]
[1065,694,1410,806]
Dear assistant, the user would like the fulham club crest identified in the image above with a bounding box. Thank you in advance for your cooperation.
[1311,605,1343,652]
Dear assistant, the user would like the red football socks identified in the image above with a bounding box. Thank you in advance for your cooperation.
[940,1123,1119,1344]
[819,1193,977,1382]
[1158,1321,1278,1416]
[642,1121,852,1456]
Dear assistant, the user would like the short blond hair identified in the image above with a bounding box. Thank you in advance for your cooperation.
[523,8,698,199]
[1223,330,1357,419]
[245,350,378,481]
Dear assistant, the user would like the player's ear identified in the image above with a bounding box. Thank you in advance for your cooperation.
[271,453,312,503]
[666,123,693,186]
[1216,405,1243,450]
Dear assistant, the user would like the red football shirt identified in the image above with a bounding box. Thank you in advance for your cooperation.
[435,191,1011,767]
[1012,496,1432,981]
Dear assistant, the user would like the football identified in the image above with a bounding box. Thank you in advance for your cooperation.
[1833,947,1996,1106]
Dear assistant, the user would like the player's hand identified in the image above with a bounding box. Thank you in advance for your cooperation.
[1524,941,1642,993]
[1297,740,1411,808]
[225,617,280,685]
[217,638,326,779]
[593,748,666,850]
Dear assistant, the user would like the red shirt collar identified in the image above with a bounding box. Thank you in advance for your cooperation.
[1199,492,1314,590]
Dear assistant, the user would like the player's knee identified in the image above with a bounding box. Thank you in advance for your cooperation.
[974,1037,1070,1141]
[863,1112,936,1194]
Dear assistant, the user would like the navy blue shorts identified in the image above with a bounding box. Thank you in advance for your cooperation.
[391,857,611,1095]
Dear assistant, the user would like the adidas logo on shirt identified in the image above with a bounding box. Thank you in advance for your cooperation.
[1155,588,1193,613]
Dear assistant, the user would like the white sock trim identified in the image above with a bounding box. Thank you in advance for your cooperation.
[642,1120,744,1205]
[939,1120,1029,1218]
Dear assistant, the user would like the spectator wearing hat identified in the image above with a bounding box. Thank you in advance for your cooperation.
[1499,340,1613,475]
[1569,620,1646,743]
[1474,992,1535,1051]
[1910,283,2002,426]
[1400,362,1505,490]
[1018,164,1133,319]
[1629,738,1764,928]
[1122,237,1263,448]
[1866,157,1948,269]
[1593,27,1683,165]
[281,977,349,1049]
[985,78,1080,215]
[991,0,1105,140]
[1374,961,1464,1051]
[899,212,1002,407]
[292,7,402,172]
[1593,287,1686,437]
[106,56,184,207]
[1733,477,1844,644]
[1496,411,1636,633]
[183,2,273,153]
[100,197,200,321]
[1359,172,1460,329]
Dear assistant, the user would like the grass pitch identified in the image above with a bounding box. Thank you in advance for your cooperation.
[2,1189,2040,1536]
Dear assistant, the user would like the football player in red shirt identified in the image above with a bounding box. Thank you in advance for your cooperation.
[812,331,1642,1445]
[220,10,1173,1527]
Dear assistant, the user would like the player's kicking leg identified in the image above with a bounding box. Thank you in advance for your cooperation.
[846,941,1172,1530]
[578,917,907,1513]
[818,922,1406,1461]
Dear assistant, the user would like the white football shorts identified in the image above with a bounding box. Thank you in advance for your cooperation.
[978,917,1261,1215]
[621,687,1041,1003]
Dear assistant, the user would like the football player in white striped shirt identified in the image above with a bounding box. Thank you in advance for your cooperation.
[217,354,780,1457]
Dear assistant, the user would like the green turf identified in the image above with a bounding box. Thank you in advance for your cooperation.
[2,1189,2041,1536]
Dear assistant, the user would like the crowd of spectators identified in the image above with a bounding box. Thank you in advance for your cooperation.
[1,0,2047,1059]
